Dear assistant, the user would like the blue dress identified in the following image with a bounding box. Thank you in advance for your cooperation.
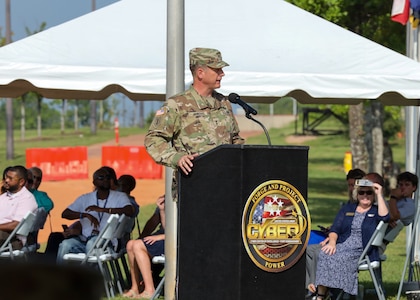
[315,211,366,295]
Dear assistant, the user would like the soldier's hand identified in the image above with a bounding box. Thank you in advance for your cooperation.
[178,154,198,175]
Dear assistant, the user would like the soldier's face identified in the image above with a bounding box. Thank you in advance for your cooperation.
[202,66,225,89]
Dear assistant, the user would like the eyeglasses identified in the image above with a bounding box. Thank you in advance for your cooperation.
[358,190,374,196]
[95,175,111,180]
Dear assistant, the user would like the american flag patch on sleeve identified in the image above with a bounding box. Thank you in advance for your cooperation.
[155,108,165,116]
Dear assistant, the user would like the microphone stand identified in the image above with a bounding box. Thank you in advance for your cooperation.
[245,113,272,146]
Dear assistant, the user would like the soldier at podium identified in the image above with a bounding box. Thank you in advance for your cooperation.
[145,47,244,196]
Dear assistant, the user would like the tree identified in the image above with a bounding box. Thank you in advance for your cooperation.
[287,0,405,186]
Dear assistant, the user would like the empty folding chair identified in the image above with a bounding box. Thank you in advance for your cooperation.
[25,207,48,255]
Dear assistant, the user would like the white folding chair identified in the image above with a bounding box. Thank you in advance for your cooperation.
[383,219,404,244]
[24,207,48,253]
[108,214,134,295]
[357,220,388,300]
[63,214,120,299]
[151,254,165,300]
[0,211,36,260]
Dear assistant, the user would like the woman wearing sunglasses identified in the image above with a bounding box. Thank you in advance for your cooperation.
[313,179,389,299]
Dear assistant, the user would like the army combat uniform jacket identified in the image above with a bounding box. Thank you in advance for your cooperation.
[145,86,244,169]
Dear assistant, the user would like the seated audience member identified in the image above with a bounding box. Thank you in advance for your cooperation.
[0,165,38,249]
[56,167,134,264]
[346,168,367,203]
[388,171,417,227]
[26,167,54,213]
[30,166,44,191]
[314,179,389,299]
[102,166,119,191]
[118,174,140,217]
[375,171,418,256]
[44,221,82,261]
[123,195,165,299]
[306,168,366,296]
[117,174,140,249]
[1,166,12,194]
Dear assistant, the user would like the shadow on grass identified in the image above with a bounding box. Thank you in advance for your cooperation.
[358,280,401,299]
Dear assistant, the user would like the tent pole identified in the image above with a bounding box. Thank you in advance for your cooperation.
[407,22,420,271]
[397,23,420,299]
[166,0,185,299]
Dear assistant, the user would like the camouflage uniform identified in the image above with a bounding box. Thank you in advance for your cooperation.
[145,85,244,169]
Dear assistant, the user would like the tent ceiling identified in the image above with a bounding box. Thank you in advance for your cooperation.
[0,0,419,105]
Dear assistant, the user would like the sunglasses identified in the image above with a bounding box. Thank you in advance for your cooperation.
[95,175,111,180]
[358,190,374,196]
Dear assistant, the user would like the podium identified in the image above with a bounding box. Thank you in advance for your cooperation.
[177,144,310,299]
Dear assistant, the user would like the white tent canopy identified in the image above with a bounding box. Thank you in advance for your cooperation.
[0,0,420,105]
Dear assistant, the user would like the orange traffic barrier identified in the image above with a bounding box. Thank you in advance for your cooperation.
[26,147,88,181]
[101,146,163,179]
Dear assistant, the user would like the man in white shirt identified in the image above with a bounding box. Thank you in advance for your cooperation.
[0,165,38,249]
[56,166,134,263]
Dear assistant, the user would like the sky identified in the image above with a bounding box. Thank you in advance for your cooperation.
[0,0,118,42]
[0,0,159,127]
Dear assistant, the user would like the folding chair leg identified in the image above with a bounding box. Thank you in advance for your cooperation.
[151,275,164,300]
[121,254,131,289]
[108,259,123,295]
[374,264,384,290]
[114,260,125,294]
[368,267,386,300]
[98,261,115,299]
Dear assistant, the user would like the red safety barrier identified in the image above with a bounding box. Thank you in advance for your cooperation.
[26,147,88,181]
[102,146,163,179]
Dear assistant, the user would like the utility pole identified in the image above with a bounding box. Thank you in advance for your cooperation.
[5,0,14,160]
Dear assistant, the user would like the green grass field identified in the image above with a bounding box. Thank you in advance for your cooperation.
[0,119,413,299]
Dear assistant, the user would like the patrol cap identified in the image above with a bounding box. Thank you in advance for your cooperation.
[189,47,229,68]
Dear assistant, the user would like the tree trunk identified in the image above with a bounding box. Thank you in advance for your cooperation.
[20,98,25,141]
[90,100,97,134]
[61,99,67,134]
[350,101,396,196]
[74,100,79,132]
[368,102,384,174]
[37,95,42,137]
[349,103,368,171]
[139,101,144,128]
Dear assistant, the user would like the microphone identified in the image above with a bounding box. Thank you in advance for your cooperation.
[228,92,271,145]
[228,93,257,116]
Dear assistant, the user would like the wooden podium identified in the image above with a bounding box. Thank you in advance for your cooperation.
[177,144,310,299]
